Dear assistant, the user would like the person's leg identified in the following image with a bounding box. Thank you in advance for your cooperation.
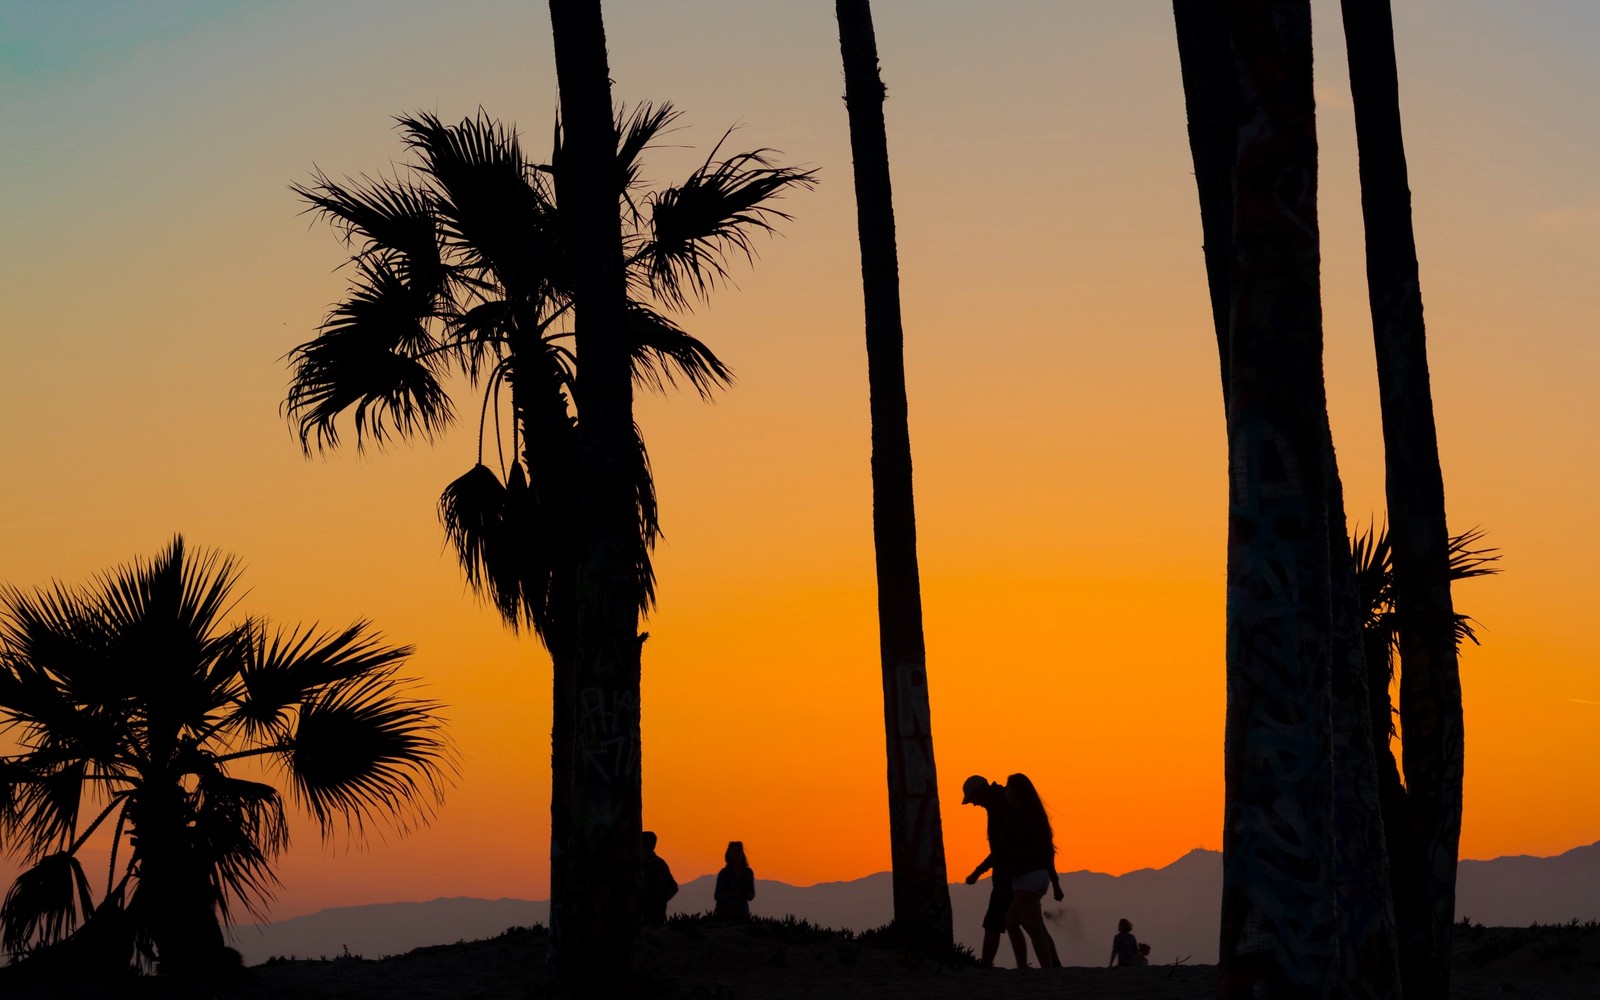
[979,883,1008,967]
[1006,924,1028,967]
[1015,891,1060,968]
[980,930,1000,967]
[1003,896,1031,968]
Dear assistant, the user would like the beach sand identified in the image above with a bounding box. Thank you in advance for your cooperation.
[4,917,1596,998]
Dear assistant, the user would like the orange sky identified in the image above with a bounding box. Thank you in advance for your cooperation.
[2,1,1597,922]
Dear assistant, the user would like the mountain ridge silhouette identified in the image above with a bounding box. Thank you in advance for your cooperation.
[227,841,1600,967]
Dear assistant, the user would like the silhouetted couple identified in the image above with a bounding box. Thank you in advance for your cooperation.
[961,773,1064,969]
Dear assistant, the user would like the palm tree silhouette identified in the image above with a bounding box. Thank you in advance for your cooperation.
[283,105,813,980]
[834,0,952,954]
[1341,1,1472,993]
[1353,522,1498,996]
[0,537,450,976]
[1172,4,1349,994]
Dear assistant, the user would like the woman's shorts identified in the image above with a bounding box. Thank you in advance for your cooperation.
[1011,869,1049,895]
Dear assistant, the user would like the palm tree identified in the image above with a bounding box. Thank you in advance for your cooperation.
[833,0,952,954]
[1340,1,1468,993]
[545,0,639,983]
[1352,522,1498,993]
[1184,4,1342,994]
[0,537,450,977]
[284,101,813,982]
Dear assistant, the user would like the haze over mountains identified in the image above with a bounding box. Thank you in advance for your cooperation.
[227,841,1600,967]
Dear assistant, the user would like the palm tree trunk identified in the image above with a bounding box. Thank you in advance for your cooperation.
[1176,5,1402,994]
[547,0,644,986]
[834,0,953,955]
[1172,0,1235,407]
[1340,2,1462,995]
[1325,453,1403,998]
[507,343,581,980]
[1214,4,1338,995]
[131,785,227,976]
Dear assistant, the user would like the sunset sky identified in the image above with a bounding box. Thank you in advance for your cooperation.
[2,1,1596,924]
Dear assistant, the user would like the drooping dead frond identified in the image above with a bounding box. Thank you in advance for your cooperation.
[0,852,94,954]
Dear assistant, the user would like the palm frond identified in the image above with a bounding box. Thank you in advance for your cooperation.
[1447,525,1500,581]
[643,140,818,309]
[286,674,453,839]
[443,299,514,383]
[398,112,561,298]
[192,771,286,924]
[90,538,250,718]
[10,760,88,859]
[1,852,94,954]
[633,423,659,614]
[616,102,683,207]
[0,756,24,828]
[231,622,414,739]
[292,170,448,301]
[1353,522,1499,660]
[625,302,733,399]
[285,262,454,453]
[438,463,524,627]
[0,594,124,754]
[1349,522,1393,634]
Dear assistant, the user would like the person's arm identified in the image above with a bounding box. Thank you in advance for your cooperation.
[1049,866,1063,902]
[966,851,994,885]
[664,862,679,901]
[714,868,729,904]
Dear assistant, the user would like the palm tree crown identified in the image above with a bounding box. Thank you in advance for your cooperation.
[284,107,815,640]
[0,537,451,971]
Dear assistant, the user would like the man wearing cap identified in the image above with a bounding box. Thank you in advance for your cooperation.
[962,774,1027,968]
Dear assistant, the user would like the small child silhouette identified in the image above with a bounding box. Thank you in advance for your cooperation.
[1109,917,1141,967]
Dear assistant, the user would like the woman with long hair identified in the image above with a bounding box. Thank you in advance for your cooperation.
[713,840,756,920]
[999,773,1064,968]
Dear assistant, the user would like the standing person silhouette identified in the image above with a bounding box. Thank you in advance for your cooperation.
[713,841,755,920]
[640,831,678,925]
[961,774,1028,968]
[999,773,1064,968]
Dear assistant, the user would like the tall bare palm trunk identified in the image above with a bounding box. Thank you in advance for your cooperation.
[1176,4,1401,994]
[1175,5,1402,993]
[547,0,644,985]
[1340,2,1462,995]
[1213,3,1338,994]
[834,0,952,954]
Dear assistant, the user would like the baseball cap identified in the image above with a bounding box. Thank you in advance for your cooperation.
[960,774,988,804]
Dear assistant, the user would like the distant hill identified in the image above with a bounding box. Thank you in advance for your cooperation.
[1457,840,1600,927]
[227,841,1600,967]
